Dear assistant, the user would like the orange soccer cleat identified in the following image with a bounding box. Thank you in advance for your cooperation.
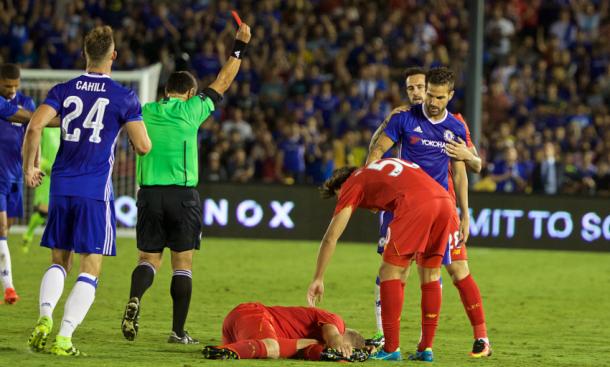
[4,288,20,304]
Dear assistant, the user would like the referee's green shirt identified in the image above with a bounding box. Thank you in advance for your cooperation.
[137,95,215,187]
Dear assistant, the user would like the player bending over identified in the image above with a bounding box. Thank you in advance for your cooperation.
[307,158,458,361]
[202,302,368,362]
[24,25,151,356]
[367,67,490,359]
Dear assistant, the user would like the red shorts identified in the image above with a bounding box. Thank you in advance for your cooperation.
[222,303,278,344]
[383,197,458,269]
[447,215,468,261]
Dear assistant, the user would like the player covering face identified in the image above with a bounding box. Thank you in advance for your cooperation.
[202,302,369,362]
[307,159,458,361]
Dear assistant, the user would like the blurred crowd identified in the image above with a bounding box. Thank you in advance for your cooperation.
[1,0,609,196]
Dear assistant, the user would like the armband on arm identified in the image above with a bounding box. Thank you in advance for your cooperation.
[231,40,247,59]
[199,87,223,105]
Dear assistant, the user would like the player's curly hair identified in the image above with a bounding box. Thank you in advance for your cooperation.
[84,26,114,65]
[426,67,455,90]
[319,166,358,199]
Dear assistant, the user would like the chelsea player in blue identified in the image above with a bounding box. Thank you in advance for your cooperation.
[367,67,473,361]
[23,26,152,356]
[0,63,36,305]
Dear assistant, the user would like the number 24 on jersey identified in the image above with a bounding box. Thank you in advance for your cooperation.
[62,96,109,144]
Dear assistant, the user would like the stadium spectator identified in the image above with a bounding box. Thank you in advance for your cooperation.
[532,142,565,195]
[490,146,529,193]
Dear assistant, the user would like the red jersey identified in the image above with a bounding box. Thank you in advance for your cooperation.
[335,158,450,215]
[447,113,473,203]
[265,305,345,340]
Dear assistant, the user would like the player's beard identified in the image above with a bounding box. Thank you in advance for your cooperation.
[426,104,441,116]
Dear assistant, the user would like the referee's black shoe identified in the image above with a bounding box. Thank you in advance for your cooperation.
[121,297,140,341]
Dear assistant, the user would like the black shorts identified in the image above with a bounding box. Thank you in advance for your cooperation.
[136,186,202,253]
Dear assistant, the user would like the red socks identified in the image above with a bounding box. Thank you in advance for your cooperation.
[454,274,487,339]
[418,280,442,351]
[301,343,325,361]
[380,279,404,353]
[277,338,298,358]
[224,339,268,359]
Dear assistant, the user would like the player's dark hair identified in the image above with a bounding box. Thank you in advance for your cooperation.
[84,26,114,65]
[0,63,20,79]
[426,67,455,90]
[165,71,198,95]
[344,328,366,349]
[404,66,425,80]
[319,166,358,199]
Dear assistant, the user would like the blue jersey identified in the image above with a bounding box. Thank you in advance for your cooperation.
[0,93,35,183]
[43,73,142,201]
[384,104,467,190]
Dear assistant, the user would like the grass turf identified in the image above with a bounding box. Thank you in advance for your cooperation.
[0,235,609,366]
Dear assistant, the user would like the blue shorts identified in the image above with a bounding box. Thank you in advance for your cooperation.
[0,180,24,218]
[378,210,451,265]
[377,211,394,254]
[41,195,116,256]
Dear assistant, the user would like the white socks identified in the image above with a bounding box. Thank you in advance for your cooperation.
[375,276,383,334]
[0,238,14,290]
[39,264,67,318]
[58,273,97,338]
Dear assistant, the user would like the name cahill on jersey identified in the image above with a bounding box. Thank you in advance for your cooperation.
[75,81,107,92]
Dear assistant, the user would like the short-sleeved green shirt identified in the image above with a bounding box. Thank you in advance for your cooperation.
[40,127,61,174]
[137,95,215,187]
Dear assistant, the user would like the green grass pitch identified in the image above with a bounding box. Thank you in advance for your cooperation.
[1,235,609,366]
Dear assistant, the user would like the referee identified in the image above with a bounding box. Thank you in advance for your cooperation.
[121,23,251,344]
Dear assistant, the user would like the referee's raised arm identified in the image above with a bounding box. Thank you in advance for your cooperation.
[207,23,251,96]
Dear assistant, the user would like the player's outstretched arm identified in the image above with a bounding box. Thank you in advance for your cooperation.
[208,23,251,96]
[307,207,353,306]
[22,104,56,187]
[321,324,353,358]
[451,159,470,244]
[124,121,152,155]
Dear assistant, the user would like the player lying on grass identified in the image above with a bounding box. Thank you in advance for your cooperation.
[307,159,458,361]
[202,302,369,362]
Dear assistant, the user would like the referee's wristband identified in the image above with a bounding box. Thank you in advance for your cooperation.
[231,40,247,59]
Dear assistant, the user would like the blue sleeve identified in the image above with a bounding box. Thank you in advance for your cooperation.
[384,113,404,143]
[123,90,143,124]
[43,84,62,112]
[24,97,36,112]
[0,95,19,118]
